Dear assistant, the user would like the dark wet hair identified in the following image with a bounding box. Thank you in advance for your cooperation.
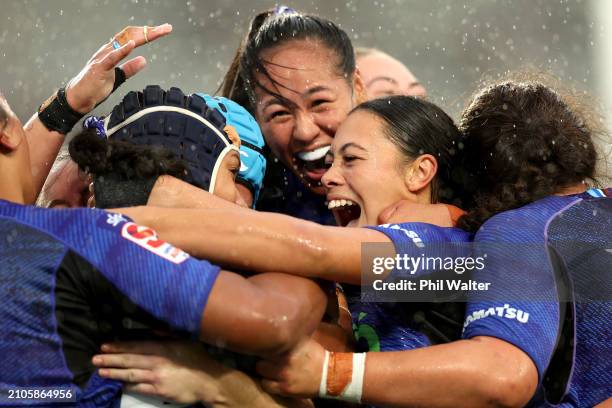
[69,128,187,181]
[354,96,465,205]
[69,128,188,208]
[457,79,599,232]
[220,8,355,111]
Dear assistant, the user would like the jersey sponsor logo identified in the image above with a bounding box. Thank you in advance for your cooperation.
[462,303,530,332]
[106,213,127,227]
[378,223,425,248]
[121,222,190,264]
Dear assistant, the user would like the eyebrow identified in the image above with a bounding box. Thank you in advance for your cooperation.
[366,76,399,87]
[367,76,423,91]
[260,85,333,111]
[229,151,241,165]
[339,142,368,154]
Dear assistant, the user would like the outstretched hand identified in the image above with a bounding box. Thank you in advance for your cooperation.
[65,24,172,114]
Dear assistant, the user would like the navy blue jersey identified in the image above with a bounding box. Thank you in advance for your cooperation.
[463,189,612,407]
[351,223,471,352]
[0,201,220,407]
[257,162,335,225]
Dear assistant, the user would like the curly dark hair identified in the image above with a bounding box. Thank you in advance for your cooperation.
[457,78,601,232]
[69,128,188,183]
[68,129,191,208]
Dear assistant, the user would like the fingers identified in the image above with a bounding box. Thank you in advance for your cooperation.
[113,24,172,48]
[100,40,135,70]
[120,56,147,79]
[101,340,168,356]
[92,353,162,370]
[98,367,157,384]
[124,383,159,396]
[260,379,284,396]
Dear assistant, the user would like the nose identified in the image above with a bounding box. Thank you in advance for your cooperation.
[291,111,319,147]
[322,161,343,190]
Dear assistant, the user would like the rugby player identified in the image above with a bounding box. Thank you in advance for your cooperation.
[0,86,325,407]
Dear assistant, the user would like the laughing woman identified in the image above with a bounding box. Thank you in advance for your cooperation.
[100,96,538,407]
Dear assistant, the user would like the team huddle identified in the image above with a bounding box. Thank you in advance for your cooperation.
[0,6,610,408]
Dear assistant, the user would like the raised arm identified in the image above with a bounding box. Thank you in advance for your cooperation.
[28,24,172,195]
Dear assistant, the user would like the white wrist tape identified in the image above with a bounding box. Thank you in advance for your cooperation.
[318,350,331,397]
[318,351,366,404]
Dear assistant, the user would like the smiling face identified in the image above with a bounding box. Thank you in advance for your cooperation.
[322,110,415,227]
[253,39,363,195]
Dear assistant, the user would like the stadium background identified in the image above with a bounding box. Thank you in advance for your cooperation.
[1,0,611,172]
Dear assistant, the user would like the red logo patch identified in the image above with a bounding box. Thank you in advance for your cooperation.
[121,222,190,264]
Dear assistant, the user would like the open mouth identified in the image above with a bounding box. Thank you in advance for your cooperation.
[328,199,361,227]
[294,145,331,185]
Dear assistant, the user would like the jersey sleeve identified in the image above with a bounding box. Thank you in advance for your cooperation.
[368,222,469,251]
[461,212,560,381]
[48,209,221,336]
[366,222,471,278]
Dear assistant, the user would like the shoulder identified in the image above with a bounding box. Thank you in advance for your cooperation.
[476,195,579,242]
[371,222,471,245]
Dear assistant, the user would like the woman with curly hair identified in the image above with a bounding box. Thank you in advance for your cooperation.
[453,79,611,407]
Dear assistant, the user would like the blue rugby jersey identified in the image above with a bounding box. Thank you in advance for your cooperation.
[0,201,220,407]
[463,189,612,407]
[257,163,336,225]
[351,223,471,352]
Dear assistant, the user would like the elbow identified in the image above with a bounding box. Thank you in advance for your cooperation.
[259,308,304,356]
[480,363,537,408]
[263,293,325,355]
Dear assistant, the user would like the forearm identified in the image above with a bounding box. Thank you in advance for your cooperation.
[201,272,327,356]
[124,205,388,284]
[24,114,65,196]
[147,175,239,210]
[360,337,537,408]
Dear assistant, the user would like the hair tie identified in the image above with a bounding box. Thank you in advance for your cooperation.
[274,5,297,14]
[83,116,107,138]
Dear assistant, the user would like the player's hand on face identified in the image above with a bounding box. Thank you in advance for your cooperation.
[92,340,224,405]
[378,200,454,227]
[256,338,325,399]
[65,24,172,114]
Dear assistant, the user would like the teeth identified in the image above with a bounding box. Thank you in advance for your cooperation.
[327,199,357,210]
[297,145,331,162]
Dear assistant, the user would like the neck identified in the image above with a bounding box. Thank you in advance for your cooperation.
[0,161,27,204]
[555,183,587,196]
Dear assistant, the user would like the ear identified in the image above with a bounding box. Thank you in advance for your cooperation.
[404,154,438,194]
[352,68,367,105]
[0,119,21,151]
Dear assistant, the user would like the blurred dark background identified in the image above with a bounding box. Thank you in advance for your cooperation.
[1,0,611,135]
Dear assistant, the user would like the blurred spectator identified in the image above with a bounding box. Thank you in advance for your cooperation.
[356,47,427,99]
